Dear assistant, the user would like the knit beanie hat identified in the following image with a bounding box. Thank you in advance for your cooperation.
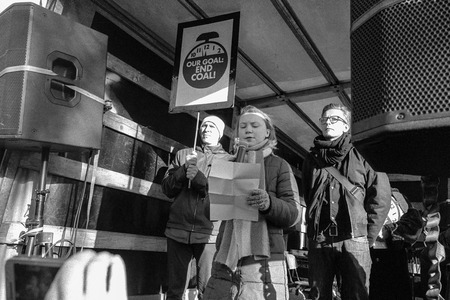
[201,115,225,139]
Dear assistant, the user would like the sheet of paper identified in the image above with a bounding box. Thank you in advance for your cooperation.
[208,159,261,221]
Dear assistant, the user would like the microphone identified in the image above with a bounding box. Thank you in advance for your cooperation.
[235,141,248,163]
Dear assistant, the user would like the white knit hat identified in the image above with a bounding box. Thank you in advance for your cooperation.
[201,115,225,139]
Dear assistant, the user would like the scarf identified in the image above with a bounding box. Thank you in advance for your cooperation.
[311,132,353,167]
[308,133,353,240]
[214,139,272,270]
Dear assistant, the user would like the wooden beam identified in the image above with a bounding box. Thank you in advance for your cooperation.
[104,112,185,154]
[0,151,22,224]
[0,222,167,252]
[18,153,171,202]
[388,174,421,182]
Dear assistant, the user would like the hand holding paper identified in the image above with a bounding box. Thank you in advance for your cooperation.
[247,189,270,211]
[208,158,261,221]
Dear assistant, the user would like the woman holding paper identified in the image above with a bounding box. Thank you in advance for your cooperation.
[204,105,302,300]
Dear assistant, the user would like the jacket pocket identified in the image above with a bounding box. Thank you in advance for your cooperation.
[344,188,367,231]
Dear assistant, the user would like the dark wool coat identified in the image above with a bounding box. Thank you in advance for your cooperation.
[302,147,391,246]
[162,145,230,244]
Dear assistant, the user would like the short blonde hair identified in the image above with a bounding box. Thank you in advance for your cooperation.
[235,105,277,149]
[322,103,351,127]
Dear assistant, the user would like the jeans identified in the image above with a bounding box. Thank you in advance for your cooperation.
[166,238,216,300]
[308,236,372,300]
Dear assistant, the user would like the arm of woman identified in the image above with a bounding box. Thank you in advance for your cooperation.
[262,158,302,229]
[162,149,209,197]
[161,150,187,198]
[364,168,392,247]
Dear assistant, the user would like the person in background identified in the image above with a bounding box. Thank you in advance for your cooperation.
[45,250,127,300]
[204,105,302,300]
[302,103,391,300]
[161,115,230,300]
[370,188,423,300]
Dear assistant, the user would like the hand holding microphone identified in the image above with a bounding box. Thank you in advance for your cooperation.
[235,139,248,163]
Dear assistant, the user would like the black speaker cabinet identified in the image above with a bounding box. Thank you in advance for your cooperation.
[0,3,108,152]
[351,0,450,176]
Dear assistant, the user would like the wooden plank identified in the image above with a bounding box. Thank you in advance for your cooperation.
[103,112,184,154]
[388,173,421,182]
[0,151,22,224]
[18,153,171,202]
[107,54,171,103]
[0,222,167,252]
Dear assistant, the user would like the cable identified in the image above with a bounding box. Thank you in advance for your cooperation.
[66,152,92,257]
[81,150,100,252]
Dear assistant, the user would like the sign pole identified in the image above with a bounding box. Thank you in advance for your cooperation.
[188,111,200,189]
[193,111,200,150]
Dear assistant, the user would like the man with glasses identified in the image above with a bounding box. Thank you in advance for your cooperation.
[302,103,391,300]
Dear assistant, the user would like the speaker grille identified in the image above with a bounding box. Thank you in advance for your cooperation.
[0,7,29,135]
[351,0,382,23]
[351,0,450,123]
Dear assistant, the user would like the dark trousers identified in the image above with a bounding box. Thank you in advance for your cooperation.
[166,238,215,300]
[203,253,288,300]
[308,237,372,300]
[369,248,412,300]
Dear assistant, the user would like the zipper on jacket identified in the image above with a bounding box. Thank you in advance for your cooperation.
[191,194,199,232]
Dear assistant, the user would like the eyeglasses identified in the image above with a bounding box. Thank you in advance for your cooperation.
[319,116,347,125]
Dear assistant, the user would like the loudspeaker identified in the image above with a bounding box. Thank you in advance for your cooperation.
[351,0,450,176]
[0,3,108,152]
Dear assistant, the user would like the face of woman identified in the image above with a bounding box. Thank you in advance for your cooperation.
[200,122,220,146]
[320,108,350,141]
[238,114,270,147]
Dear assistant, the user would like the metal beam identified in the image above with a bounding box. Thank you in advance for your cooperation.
[275,128,309,159]
[270,0,352,108]
[239,80,351,108]
[285,100,322,135]
[91,0,175,63]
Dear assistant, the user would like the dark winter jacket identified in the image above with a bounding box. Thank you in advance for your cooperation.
[162,144,230,244]
[302,147,391,247]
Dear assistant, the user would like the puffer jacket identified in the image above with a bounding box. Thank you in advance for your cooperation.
[216,153,302,254]
[302,147,391,246]
[162,144,230,244]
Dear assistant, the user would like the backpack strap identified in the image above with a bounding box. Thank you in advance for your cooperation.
[324,166,359,196]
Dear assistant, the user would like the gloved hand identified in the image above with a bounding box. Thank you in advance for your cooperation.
[185,152,198,180]
[247,189,270,211]
[392,208,424,244]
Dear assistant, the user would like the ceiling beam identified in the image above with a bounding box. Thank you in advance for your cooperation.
[275,128,309,159]
[270,0,352,108]
[240,80,351,108]
[285,99,321,135]
[91,0,175,63]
